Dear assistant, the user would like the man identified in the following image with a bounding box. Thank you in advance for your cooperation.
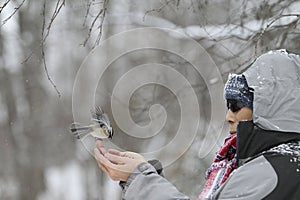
[94,49,300,199]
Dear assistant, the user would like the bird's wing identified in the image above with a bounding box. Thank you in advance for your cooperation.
[91,106,111,127]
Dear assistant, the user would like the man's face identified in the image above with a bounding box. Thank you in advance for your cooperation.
[226,105,253,135]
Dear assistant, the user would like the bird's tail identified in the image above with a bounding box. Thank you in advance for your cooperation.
[69,123,91,139]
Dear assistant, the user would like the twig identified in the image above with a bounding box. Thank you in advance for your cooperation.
[41,0,61,98]
[21,0,65,89]
[82,0,109,48]
[255,14,300,55]
[21,51,34,64]
[43,0,65,41]
[83,0,92,27]
[1,0,26,26]
[143,0,177,21]
[83,8,103,46]
[0,0,11,14]
[94,0,109,47]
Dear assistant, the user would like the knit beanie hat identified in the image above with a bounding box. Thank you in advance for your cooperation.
[224,74,254,110]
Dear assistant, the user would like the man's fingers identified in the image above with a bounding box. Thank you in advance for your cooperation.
[107,149,122,156]
[96,139,107,155]
[96,139,104,147]
[94,148,108,173]
[94,148,104,161]
[96,160,109,174]
[94,148,116,169]
[105,152,127,164]
[108,149,138,159]
[107,149,137,160]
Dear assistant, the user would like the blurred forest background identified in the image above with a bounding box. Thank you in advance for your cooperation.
[1,0,300,199]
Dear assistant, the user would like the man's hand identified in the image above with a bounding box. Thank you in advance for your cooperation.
[94,140,146,182]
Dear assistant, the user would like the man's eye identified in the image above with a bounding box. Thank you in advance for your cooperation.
[231,104,239,112]
[227,101,242,112]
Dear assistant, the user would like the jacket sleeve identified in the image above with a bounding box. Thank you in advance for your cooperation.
[120,162,190,200]
[211,155,277,200]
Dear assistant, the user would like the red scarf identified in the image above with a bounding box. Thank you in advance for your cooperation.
[197,135,237,199]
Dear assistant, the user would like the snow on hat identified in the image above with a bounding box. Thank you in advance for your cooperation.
[224,74,253,110]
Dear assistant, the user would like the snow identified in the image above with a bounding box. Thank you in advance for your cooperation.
[38,161,85,200]
[104,9,300,41]
[0,178,18,199]
[37,160,121,200]
[268,141,300,156]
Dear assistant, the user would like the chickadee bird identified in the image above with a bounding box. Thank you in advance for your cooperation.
[70,106,113,140]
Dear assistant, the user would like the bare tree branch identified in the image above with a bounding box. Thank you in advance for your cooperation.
[83,8,103,46]
[21,51,34,64]
[83,0,109,48]
[83,0,92,27]
[36,0,66,97]
[94,0,109,47]
[143,0,178,21]
[255,13,300,55]
[43,0,66,41]
[18,0,65,97]
[0,0,11,14]
[1,0,26,26]
[41,0,61,98]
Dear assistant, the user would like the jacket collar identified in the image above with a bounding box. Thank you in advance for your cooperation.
[236,120,300,165]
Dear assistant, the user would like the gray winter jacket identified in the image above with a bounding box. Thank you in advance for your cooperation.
[119,50,300,200]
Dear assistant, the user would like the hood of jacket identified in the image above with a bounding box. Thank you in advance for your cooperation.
[243,49,300,133]
[236,49,300,162]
